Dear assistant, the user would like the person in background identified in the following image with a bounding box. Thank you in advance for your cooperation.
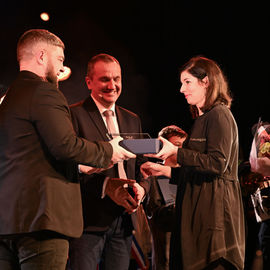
[0,29,135,270]
[250,122,270,270]
[67,53,150,270]
[140,56,245,270]
[238,160,262,270]
[145,125,187,270]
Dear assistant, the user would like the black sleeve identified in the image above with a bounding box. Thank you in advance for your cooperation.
[31,84,112,168]
[177,109,234,175]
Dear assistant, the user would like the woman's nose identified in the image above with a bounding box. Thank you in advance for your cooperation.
[180,85,185,93]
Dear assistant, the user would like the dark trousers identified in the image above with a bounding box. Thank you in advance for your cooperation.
[68,216,133,270]
[0,231,69,270]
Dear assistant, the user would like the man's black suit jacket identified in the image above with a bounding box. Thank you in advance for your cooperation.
[70,96,150,231]
[0,71,112,238]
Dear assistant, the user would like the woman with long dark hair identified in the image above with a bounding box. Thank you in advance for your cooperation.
[141,56,245,270]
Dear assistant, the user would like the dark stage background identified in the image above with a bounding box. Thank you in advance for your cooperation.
[1,1,269,161]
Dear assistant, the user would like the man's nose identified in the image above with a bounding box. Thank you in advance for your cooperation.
[107,80,116,89]
[60,66,65,73]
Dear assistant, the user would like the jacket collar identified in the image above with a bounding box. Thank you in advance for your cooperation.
[18,70,43,81]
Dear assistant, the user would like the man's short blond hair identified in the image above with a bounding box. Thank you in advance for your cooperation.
[17,29,65,62]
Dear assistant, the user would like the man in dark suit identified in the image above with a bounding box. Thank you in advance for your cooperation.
[0,30,136,270]
[67,54,150,270]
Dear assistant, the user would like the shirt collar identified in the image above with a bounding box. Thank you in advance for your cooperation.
[91,94,116,115]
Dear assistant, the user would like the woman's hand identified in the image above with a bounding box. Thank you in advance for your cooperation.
[140,161,171,179]
[145,136,178,160]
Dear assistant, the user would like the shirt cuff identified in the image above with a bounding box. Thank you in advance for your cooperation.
[101,177,110,199]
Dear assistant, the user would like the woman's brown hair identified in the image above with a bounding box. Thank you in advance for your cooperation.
[180,56,232,118]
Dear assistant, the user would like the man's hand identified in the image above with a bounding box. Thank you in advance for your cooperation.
[132,183,145,205]
[79,164,113,175]
[144,136,178,160]
[109,136,136,164]
[105,178,139,213]
[140,161,171,179]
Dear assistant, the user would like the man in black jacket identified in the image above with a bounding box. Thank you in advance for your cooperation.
[0,29,135,270]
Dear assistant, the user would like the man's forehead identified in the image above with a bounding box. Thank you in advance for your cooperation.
[94,61,121,75]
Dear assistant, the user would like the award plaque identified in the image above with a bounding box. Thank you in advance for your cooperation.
[108,133,162,154]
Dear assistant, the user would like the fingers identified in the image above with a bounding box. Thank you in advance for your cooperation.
[145,136,177,160]
[143,137,166,159]
[115,187,138,212]
[121,148,136,159]
[109,137,136,164]
[140,167,152,179]
[140,162,152,179]
[140,161,171,178]
[132,183,145,202]
[140,161,157,178]
[125,193,139,208]
[115,137,136,159]
[105,177,140,212]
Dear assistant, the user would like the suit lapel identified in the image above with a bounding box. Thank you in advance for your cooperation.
[116,106,128,134]
[83,97,109,141]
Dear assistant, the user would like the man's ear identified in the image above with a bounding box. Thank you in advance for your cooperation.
[85,76,92,89]
[36,49,46,65]
[202,76,209,87]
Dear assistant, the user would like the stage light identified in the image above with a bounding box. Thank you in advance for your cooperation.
[58,66,72,81]
[40,12,50,22]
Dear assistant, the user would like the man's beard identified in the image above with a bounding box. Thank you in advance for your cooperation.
[45,62,59,88]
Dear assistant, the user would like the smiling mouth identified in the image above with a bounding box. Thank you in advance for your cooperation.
[102,90,117,94]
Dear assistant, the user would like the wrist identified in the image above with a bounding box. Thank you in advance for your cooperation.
[164,166,172,178]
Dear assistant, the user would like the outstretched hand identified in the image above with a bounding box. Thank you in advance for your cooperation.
[140,161,171,179]
[109,136,136,164]
[79,164,113,175]
[144,136,178,160]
